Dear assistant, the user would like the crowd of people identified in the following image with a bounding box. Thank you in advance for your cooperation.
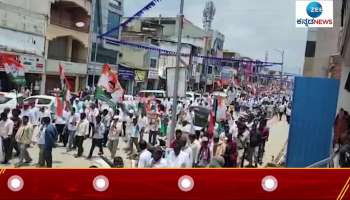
[333,108,350,168]
[0,85,292,168]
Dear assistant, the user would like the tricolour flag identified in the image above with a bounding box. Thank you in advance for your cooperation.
[57,63,72,115]
[96,64,124,105]
[1,54,26,86]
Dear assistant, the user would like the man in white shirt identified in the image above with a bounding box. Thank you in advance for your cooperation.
[286,105,292,124]
[67,107,79,151]
[0,112,14,164]
[108,116,122,159]
[22,103,34,124]
[278,103,286,121]
[138,113,148,141]
[150,146,167,168]
[189,134,200,165]
[88,115,105,159]
[36,121,47,167]
[182,140,194,167]
[55,110,67,144]
[128,117,140,155]
[74,113,89,158]
[166,140,191,168]
[62,107,71,147]
[137,140,152,168]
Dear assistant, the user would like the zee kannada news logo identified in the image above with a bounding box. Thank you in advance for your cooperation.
[296,1,333,27]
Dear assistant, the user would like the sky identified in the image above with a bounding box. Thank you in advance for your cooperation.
[124,0,308,74]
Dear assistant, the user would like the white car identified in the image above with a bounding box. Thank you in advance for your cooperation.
[0,92,24,113]
[139,90,166,101]
[186,92,201,102]
[23,95,56,109]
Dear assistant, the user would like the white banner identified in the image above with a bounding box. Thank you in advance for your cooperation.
[0,28,45,56]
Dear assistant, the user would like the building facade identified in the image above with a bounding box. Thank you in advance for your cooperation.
[302,0,344,78]
[0,0,50,94]
[119,18,163,94]
[336,0,350,112]
[45,0,91,93]
[88,0,123,88]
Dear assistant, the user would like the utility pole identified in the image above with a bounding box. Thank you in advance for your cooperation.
[280,50,285,90]
[272,49,285,91]
[87,0,99,91]
[168,0,185,147]
[202,1,215,93]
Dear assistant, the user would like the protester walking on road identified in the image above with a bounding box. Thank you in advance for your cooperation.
[0,112,14,164]
[137,140,152,168]
[67,108,78,151]
[43,117,58,168]
[74,113,89,158]
[15,116,33,167]
[88,115,105,159]
[107,116,122,159]
[9,108,21,159]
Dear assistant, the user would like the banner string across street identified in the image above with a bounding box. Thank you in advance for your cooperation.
[99,0,164,38]
[99,0,284,67]
[103,37,284,66]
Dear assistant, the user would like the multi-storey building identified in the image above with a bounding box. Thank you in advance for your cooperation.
[0,0,51,94]
[45,0,91,93]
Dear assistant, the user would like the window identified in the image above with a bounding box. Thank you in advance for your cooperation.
[37,98,52,105]
[107,11,121,38]
[0,97,11,104]
[207,66,213,74]
[24,98,52,105]
[23,98,36,105]
[109,0,122,10]
[150,58,157,69]
[305,41,316,57]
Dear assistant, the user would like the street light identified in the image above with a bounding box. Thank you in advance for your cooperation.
[168,0,185,147]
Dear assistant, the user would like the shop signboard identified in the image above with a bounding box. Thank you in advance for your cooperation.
[19,54,44,73]
[118,65,134,80]
[135,70,146,82]
[0,28,45,56]
[148,70,159,80]
[0,52,44,73]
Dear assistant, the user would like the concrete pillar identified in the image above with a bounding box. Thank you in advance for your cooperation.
[40,74,46,95]
[75,76,79,92]
[66,37,73,62]
[41,38,50,95]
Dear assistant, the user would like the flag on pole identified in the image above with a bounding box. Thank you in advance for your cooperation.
[55,95,63,117]
[96,64,124,105]
[208,109,215,138]
[58,63,72,115]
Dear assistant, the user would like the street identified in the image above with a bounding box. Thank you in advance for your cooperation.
[0,115,289,168]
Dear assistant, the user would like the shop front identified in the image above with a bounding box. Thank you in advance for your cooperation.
[134,69,147,95]
[0,52,44,94]
[118,65,134,95]
[45,59,87,94]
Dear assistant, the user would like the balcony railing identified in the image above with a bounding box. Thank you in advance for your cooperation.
[47,55,87,64]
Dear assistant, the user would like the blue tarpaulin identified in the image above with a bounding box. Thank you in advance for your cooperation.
[286,77,340,167]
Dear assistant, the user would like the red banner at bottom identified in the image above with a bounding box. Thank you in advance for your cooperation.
[0,169,349,200]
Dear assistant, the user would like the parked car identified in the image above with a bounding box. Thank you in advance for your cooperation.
[0,92,24,113]
[186,92,201,102]
[23,95,56,110]
[139,90,166,101]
